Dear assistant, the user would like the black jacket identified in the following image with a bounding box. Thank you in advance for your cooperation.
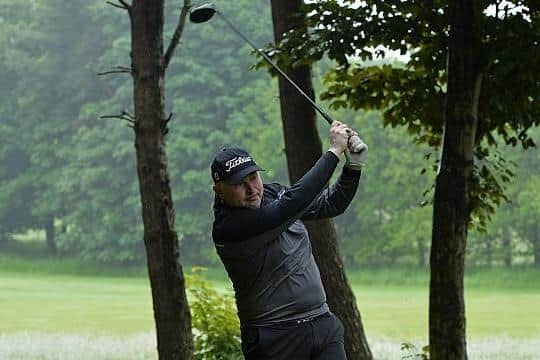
[212,151,361,326]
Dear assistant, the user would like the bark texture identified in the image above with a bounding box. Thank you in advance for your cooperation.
[429,1,481,359]
[534,224,540,268]
[502,227,512,267]
[131,1,193,359]
[485,235,493,267]
[270,1,373,358]
[45,214,56,255]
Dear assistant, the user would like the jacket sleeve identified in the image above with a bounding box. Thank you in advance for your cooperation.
[301,166,361,220]
[213,151,339,248]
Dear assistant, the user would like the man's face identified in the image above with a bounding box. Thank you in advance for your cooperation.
[214,171,263,209]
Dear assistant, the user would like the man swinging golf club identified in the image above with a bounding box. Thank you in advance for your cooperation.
[211,121,367,359]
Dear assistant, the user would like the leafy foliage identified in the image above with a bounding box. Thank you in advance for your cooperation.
[187,268,242,360]
[401,342,429,359]
[271,0,540,228]
[0,0,538,267]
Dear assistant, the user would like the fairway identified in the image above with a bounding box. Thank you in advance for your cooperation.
[1,273,153,335]
[353,285,540,341]
[2,271,540,339]
[1,269,540,359]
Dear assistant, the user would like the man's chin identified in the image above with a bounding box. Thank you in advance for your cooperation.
[244,198,261,209]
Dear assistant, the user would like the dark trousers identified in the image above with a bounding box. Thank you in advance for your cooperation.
[240,312,347,360]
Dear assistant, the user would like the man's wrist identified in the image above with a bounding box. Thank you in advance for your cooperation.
[328,147,342,158]
[344,163,363,173]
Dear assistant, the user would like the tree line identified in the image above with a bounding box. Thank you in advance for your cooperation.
[1,0,537,268]
[1,0,538,359]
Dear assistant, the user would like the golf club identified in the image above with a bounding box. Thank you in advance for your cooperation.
[189,3,367,158]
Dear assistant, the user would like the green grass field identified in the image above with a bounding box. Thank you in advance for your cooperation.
[2,271,539,340]
[1,248,539,359]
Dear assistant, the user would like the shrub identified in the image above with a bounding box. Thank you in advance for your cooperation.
[401,342,429,359]
[187,267,243,360]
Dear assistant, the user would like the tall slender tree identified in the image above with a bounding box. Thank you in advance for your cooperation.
[267,0,538,357]
[105,0,194,358]
[429,1,481,357]
[269,1,372,358]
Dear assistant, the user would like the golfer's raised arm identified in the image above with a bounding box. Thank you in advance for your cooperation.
[301,165,361,220]
[213,151,338,243]
[213,122,352,244]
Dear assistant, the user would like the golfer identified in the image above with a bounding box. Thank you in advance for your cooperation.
[211,121,365,359]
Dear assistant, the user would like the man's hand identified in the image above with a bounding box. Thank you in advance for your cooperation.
[345,132,368,170]
[328,121,351,156]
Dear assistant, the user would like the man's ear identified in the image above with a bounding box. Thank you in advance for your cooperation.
[213,183,223,200]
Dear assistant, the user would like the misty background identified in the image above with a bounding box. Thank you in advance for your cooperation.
[1,1,539,359]
[1,0,538,269]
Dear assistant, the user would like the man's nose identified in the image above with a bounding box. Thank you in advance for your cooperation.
[244,182,254,194]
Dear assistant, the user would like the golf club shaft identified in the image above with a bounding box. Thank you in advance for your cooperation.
[216,11,334,125]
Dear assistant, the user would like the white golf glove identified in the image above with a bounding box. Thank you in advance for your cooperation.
[345,134,368,170]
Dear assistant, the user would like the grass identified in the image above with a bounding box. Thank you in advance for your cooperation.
[1,333,539,360]
[1,263,539,339]
[0,272,153,334]
[4,239,540,289]
[1,241,539,358]
[353,285,540,340]
[346,265,540,290]
[0,333,158,360]
[0,240,147,278]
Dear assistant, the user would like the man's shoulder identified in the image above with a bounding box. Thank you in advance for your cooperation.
[263,182,286,200]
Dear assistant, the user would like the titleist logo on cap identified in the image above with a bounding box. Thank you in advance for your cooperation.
[225,156,252,172]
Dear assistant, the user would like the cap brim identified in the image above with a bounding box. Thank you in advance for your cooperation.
[226,165,265,185]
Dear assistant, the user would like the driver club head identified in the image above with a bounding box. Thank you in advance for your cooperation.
[190,3,217,23]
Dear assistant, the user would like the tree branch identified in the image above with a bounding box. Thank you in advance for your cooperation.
[121,109,135,120]
[97,66,132,76]
[117,0,131,9]
[101,114,135,125]
[161,112,174,136]
[165,112,174,125]
[163,0,192,70]
[105,0,130,11]
[97,70,131,76]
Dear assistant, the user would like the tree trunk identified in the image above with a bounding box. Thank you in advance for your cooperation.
[131,2,193,359]
[429,1,481,359]
[502,227,512,267]
[45,214,57,255]
[304,220,373,359]
[417,237,426,267]
[485,234,493,267]
[534,224,540,268]
[270,1,373,358]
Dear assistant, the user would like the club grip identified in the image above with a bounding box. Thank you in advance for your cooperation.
[348,134,367,154]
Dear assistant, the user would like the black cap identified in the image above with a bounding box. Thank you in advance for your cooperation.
[211,147,265,184]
